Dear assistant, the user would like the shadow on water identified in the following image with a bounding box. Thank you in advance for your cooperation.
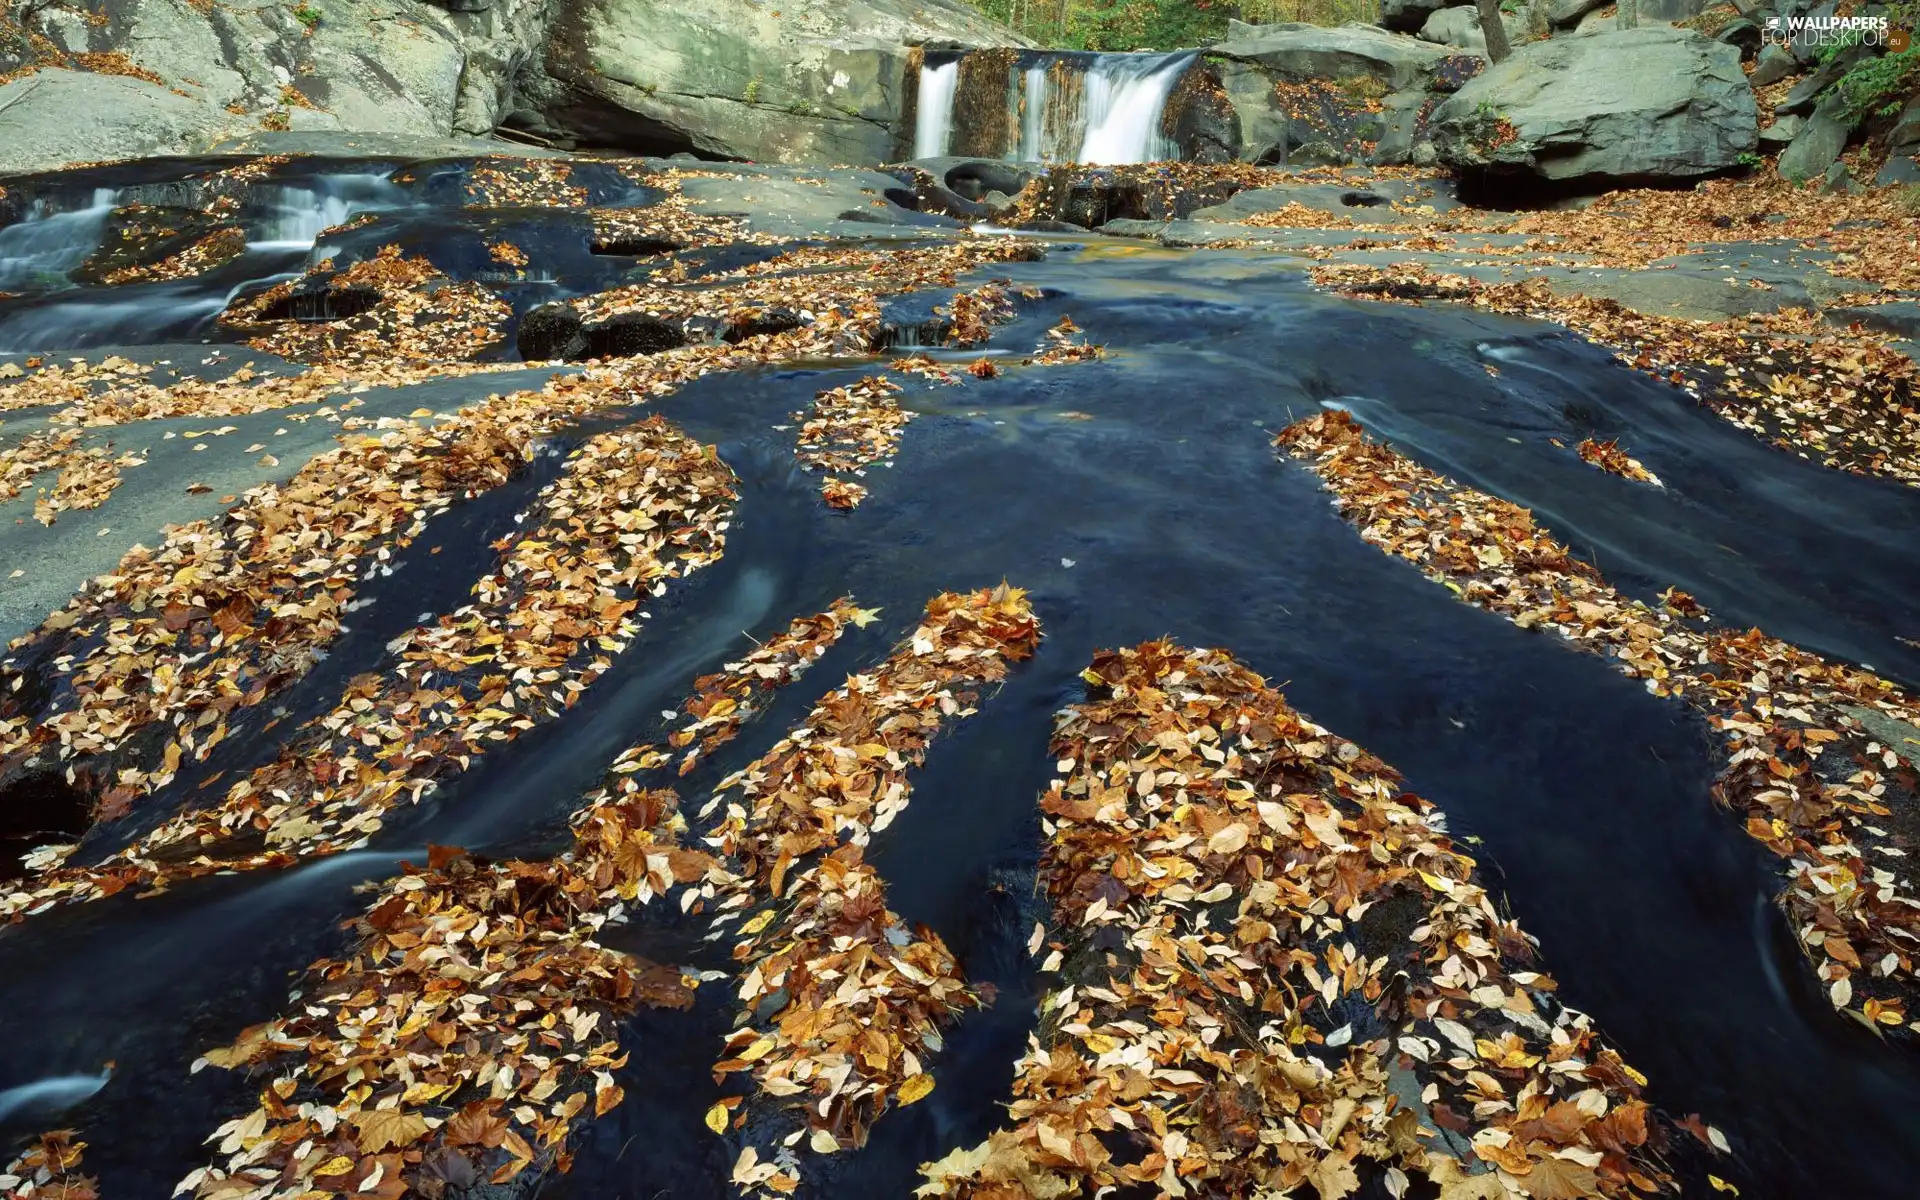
[1,242,1918,1197]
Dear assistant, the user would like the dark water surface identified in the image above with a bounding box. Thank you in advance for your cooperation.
[1,199,1918,1199]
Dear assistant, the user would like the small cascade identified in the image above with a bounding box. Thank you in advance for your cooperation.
[912,50,1196,165]
[1077,52,1190,165]
[245,172,409,251]
[913,59,961,159]
[0,189,121,292]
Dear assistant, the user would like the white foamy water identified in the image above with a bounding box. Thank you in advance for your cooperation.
[0,188,120,291]
[912,51,1192,166]
[1075,52,1190,165]
[913,59,960,159]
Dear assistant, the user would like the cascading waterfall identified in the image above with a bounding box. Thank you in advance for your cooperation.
[247,172,409,252]
[1018,64,1049,163]
[912,50,1195,165]
[0,169,410,352]
[913,60,961,159]
[0,189,120,292]
[1075,52,1190,165]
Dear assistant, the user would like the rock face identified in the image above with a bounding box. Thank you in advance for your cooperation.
[1206,21,1468,167]
[0,0,556,175]
[1777,96,1852,182]
[1210,22,1458,92]
[1430,26,1757,188]
[0,0,1022,173]
[537,0,1022,162]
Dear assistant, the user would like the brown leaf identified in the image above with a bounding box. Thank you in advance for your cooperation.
[352,1109,432,1153]
[1519,1156,1601,1200]
[444,1100,509,1148]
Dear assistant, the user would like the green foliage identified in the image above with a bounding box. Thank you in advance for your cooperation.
[1899,184,1920,216]
[743,76,762,105]
[1833,47,1918,124]
[1736,150,1764,168]
[292,3,320,28]
[961,0,1239,51]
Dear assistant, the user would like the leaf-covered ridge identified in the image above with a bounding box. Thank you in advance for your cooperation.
[1277,409,1920,1033]
[178,598,859,1199]
[3,417,737,919]
[922,640,1684,1200]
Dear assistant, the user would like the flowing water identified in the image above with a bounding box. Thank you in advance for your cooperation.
[0,169,409,351]
[913,59,961,160]
[913,50,1194,164]
[1,168,1918,1198]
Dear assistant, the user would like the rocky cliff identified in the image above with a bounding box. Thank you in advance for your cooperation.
[0,0,1019,175]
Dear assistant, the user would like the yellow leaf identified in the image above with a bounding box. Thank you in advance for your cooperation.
[847,606,883,628]
[739,909,776,936]
[898,1074,935,1105]
[739,1037,776,1063]
[705,1102,730,1134]
[311,1156,354,1177]
[1709,1178,1739,1196]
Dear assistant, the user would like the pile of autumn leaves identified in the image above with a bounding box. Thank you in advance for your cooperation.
[923,641,1681,1200]
[177,599,868,1199]
[175,584,1043,1200]
[1277,410,1920,1034]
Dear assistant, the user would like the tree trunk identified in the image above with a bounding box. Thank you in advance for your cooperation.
[1475,0,1512,62]
[1619,0,1639,28]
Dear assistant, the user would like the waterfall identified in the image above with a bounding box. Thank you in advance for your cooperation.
[911,50,1195,166]
[1076,53,1190,165]
[0,189,120,292]
[913,59,960,159]
[246,173,408,252]
[1018,64,1049,162]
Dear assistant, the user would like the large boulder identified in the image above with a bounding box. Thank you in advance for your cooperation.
[1419,5,1527,54]
[537,0,1024,162]
[1208,21,1459,92]
[1430,26,1757,188]
[1207,20,1464,167]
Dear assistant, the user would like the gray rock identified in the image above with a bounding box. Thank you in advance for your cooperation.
[1777,96,1852,181]
[1380,0,1454,34]
[1547,0,1609,27]
[1642,0,1715,19]
[1888,95,1920,155]
[1370,88,1429,165]
[0,0,560,174]
[0,69,252,177]
[1189,179,1450,222]
[1822,160,1860,193]
[1877,153,1920,185]
[1749,43,1799,87]
[1758,113,1806,148]
[539,0,1024,163]
[1208,21,1457,91]
[1419,6,1526,54]
[1430,26,1757,185]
